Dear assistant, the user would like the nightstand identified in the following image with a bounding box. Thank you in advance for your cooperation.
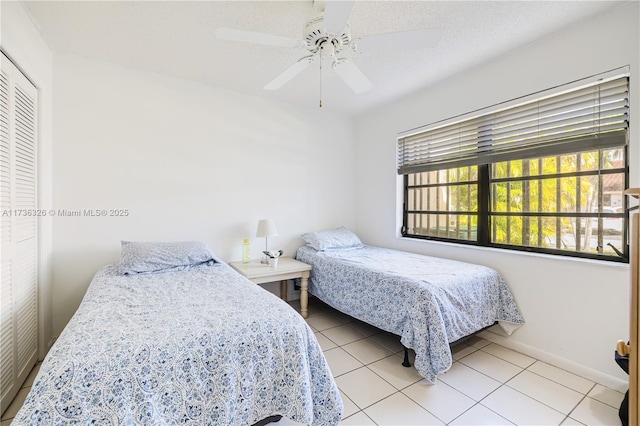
[229,257,312,318]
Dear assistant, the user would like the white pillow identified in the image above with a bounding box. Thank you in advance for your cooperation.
[301,227,363,251]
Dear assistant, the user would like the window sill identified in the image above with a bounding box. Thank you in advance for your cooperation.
[397,235,630,270]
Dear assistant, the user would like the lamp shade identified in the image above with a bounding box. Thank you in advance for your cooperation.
[256,219,279,238]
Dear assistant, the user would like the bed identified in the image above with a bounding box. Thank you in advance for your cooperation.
[295,228,525,384]
[14,241,343,425]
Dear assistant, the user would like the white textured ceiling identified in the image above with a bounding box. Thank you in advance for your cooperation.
[22,0,625,116]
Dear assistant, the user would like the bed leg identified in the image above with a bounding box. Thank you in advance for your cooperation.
[300,271,309,319]
[402,346,411,368]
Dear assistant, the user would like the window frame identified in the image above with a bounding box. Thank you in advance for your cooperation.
[399,71,630,263]
[402,149,629,262]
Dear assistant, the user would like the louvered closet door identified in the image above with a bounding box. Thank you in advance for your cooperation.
[0,51,38,415]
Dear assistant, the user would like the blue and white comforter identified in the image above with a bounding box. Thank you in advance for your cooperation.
[14,263,342,425]
[296,245,525,383]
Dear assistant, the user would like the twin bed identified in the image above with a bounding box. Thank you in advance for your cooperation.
[14,232,524,424]
[13,241,342,425]
[296,227,525,384]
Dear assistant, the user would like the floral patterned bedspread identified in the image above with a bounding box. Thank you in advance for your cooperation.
[296,245,525,383]
[14,263,342,425]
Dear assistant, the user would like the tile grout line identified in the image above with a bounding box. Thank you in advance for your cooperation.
[526,369,595,395]
[446,398,513,426]
[563,382,598,424]
[309,301,623,426]
[330,328,443,424]
[457,347,604,415]
[1,385,31,422]
[310,300,627,426]
[434,351,591,425]
[323,305,538,425]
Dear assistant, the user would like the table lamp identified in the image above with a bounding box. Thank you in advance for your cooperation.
[256,218,279,264]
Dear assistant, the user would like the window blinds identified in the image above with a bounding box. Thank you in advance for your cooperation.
[397,76,629,175]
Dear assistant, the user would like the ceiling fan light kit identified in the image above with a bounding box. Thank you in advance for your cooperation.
[303,12,351,55]
[215,0,440,106]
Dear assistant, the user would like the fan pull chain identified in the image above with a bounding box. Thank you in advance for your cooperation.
[319,45,323,108]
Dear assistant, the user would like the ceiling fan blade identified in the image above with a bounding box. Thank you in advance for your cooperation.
[333,60,372,94]
[357,28,441,53]
[264,56,315,91]
[214,27,301,49]
[323,0,354,34]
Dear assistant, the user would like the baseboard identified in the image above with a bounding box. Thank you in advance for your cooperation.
[478,329,628,393]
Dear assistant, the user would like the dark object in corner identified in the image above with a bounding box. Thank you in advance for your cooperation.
[252,415,282,426]
[619,393,629,426]
[615,350,629,426]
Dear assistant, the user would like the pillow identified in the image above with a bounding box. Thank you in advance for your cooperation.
[301,227,363,251]
[118,240,219,275]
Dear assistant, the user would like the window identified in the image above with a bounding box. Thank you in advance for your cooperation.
[399,73,629,262]
[405,166,479,241]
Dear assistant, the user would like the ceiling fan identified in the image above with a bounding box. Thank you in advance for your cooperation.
[214,0,440,100]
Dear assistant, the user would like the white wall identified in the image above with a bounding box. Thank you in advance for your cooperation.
[51,54,357,335]
[355,2,639,390]
[1,1,54,357]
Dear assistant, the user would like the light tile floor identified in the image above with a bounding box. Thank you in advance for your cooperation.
[297,298,626,426]
[1,298,627,426]
[1,362,40,426]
